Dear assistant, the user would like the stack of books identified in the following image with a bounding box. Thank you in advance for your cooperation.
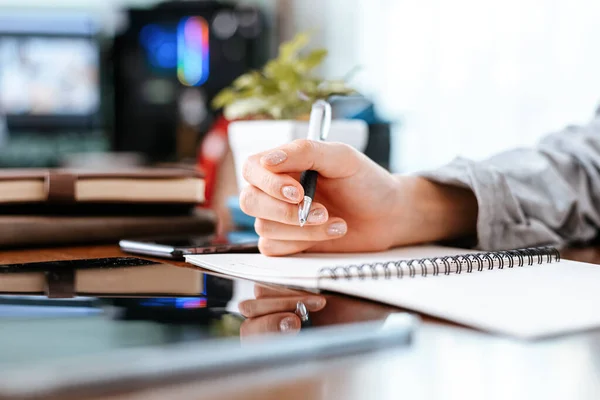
[0,167,214,247]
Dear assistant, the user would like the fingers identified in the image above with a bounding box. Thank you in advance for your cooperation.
[258,236,352,256]
[238,293,327,337]
[240,313,301,336]
[238,296,326,318]
[240,185,329,226]
[254,218,348,241]
[259,140,362,178]
[258,237,315,256]
[242,154,304,204]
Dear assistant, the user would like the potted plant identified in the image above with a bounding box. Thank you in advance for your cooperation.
[211,32,368,191]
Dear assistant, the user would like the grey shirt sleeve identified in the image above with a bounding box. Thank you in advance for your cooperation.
[417,115,600,251]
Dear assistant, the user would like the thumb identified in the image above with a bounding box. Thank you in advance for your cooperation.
[259,139,362,179]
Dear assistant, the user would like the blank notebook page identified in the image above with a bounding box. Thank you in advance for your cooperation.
[321,259,600,339]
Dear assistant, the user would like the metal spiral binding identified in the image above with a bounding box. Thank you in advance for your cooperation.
[318,246,560,281]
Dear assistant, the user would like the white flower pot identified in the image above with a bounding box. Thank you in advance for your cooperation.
[228,119,369,191]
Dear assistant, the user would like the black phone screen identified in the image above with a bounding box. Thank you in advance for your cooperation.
[119,232,259,259]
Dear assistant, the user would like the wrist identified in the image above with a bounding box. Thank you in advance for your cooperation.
[389,175,478,248]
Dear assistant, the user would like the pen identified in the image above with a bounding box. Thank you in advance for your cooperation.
[295,301,312,328]
[298,100,332,226]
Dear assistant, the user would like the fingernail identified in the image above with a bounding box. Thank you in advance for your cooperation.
[307,208,327,223]
[282,186,300,201]
[327,221,347,236]
[262,150,287,166]
[279,316,299,332]
[305,297,326,310]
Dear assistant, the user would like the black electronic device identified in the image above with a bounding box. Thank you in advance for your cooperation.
[111,0,269,163]
[119,233,259,260]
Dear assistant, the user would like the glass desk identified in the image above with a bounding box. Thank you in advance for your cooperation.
[0,244,599,400]
[0,251,414,399]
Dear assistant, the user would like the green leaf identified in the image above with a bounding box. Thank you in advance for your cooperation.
[278,32,310,61]
[223,97,270,120]
[297,49,327,72]
[264,62,301,87]
[263,60,280,78]
[298,78,322,95]
[232,71,261,89]
[254,78,279,96]
[211,88,237,109]
[317,80,356,97]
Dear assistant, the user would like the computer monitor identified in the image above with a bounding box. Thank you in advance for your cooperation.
[0,12,101,131]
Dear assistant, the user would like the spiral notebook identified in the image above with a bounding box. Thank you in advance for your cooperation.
[185,245,600,339]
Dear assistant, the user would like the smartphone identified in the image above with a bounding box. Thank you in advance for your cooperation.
[119,232,259,260]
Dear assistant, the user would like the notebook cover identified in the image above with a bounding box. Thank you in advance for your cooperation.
[0,167,204,205]
[0,210,216,248]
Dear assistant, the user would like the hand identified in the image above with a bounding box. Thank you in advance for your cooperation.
[238,284,397,339]
[240,139,478,256]
[238,285,327,337]
[240,139,402,256]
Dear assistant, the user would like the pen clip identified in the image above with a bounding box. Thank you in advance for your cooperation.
[307,100,332,141]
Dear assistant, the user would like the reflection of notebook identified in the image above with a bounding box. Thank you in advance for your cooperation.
[185,245,600,339]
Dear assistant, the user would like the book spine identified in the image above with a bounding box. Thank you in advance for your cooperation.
[0,214,216,248]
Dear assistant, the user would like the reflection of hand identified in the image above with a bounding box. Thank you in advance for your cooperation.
[238,284,397,338]
[238,285,326,336]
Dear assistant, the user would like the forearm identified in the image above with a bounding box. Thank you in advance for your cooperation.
[415,116,600,250]
[390,175,478,247]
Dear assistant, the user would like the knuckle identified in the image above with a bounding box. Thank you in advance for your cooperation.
[282,203,296,223]
[331,141,355,160]
[261,172,278,193]
[291,139,316,155]
[254,218,268,236]
[333,142,362,172]
[239,319,253,336]
[258,238,276,256]
[238,300,255,317]
[239,187,256,215]
[334,141,353,154]
[241,157,256,182]
[254,285,268,298]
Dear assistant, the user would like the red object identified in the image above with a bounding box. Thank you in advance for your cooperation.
[197,115,230,207]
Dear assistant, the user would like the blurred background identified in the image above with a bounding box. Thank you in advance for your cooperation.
[0,0,599,174]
